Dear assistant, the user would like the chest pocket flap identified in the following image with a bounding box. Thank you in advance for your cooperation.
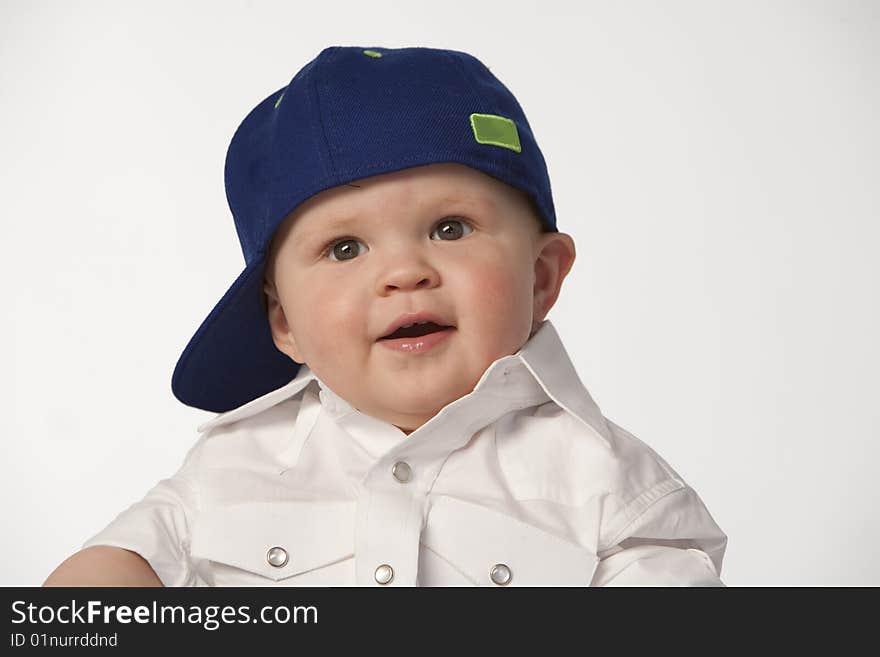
[421,496,599,586]
[190,501,356,581]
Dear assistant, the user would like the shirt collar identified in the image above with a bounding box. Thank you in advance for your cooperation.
[515,319,612,447]
[196,365,319,434]
[196,319,612,448]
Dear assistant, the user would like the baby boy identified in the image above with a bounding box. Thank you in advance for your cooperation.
[45,45,727,587]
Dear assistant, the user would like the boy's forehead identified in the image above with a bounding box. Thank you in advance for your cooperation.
[289,163,518,230]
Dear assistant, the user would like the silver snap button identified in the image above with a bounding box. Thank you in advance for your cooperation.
[489,563,512,586]
[392,461,412,483]
[374,564,394,585]
[266,546,288,568]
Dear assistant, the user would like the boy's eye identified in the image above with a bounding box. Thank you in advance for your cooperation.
[431,219,474,240]
[323,217,473,262]
[325,238,365,262]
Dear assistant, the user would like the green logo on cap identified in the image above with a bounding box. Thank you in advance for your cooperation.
[469,113,521,153]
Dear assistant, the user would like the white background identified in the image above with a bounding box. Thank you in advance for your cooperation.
[2,0,877,586]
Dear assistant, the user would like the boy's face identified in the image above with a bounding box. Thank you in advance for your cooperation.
[263,163,575,434]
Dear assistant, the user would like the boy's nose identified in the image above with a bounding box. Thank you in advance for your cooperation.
[375,255,441,296]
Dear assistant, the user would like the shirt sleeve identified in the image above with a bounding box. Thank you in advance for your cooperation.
[592,481,729,587]
[80,434,208,587]
[592,544,724,586]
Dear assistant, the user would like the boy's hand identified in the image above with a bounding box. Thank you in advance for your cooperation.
[43,546,163,587]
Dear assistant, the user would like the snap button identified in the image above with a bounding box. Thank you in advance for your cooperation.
[392,461,412,483]
[489,563,512,586]
[266,546,288,568]
[374,564,394,585]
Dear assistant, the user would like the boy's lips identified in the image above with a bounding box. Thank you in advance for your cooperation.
[377,311,456,341]
[377,327,456,353]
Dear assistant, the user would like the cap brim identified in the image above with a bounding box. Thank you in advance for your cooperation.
[171,257,300,413]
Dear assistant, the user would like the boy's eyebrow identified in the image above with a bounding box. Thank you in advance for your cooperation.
[299,193,491,238]
[302,214,361,237]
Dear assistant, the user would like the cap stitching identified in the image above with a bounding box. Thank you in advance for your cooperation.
[313,47,343,179]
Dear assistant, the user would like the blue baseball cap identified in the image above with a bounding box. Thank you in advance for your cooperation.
[171,45,559,413]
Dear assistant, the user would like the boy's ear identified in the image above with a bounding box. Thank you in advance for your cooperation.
[263,281,306,364]
[531,232,576,334]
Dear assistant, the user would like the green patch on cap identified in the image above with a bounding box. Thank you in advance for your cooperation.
[274,92,285,109]
[469,113,521,153]
[363,50,383,58]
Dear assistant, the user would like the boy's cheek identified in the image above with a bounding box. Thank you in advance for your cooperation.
[467,264,530,311]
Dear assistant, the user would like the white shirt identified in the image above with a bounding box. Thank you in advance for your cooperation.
[82,320,727,586]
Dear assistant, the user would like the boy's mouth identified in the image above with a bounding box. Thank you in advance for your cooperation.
[377,312,456,341]
[379,321,454,341]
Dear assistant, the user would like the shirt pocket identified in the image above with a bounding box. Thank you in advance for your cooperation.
[420,496,599,586]
[190,501,356,585]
